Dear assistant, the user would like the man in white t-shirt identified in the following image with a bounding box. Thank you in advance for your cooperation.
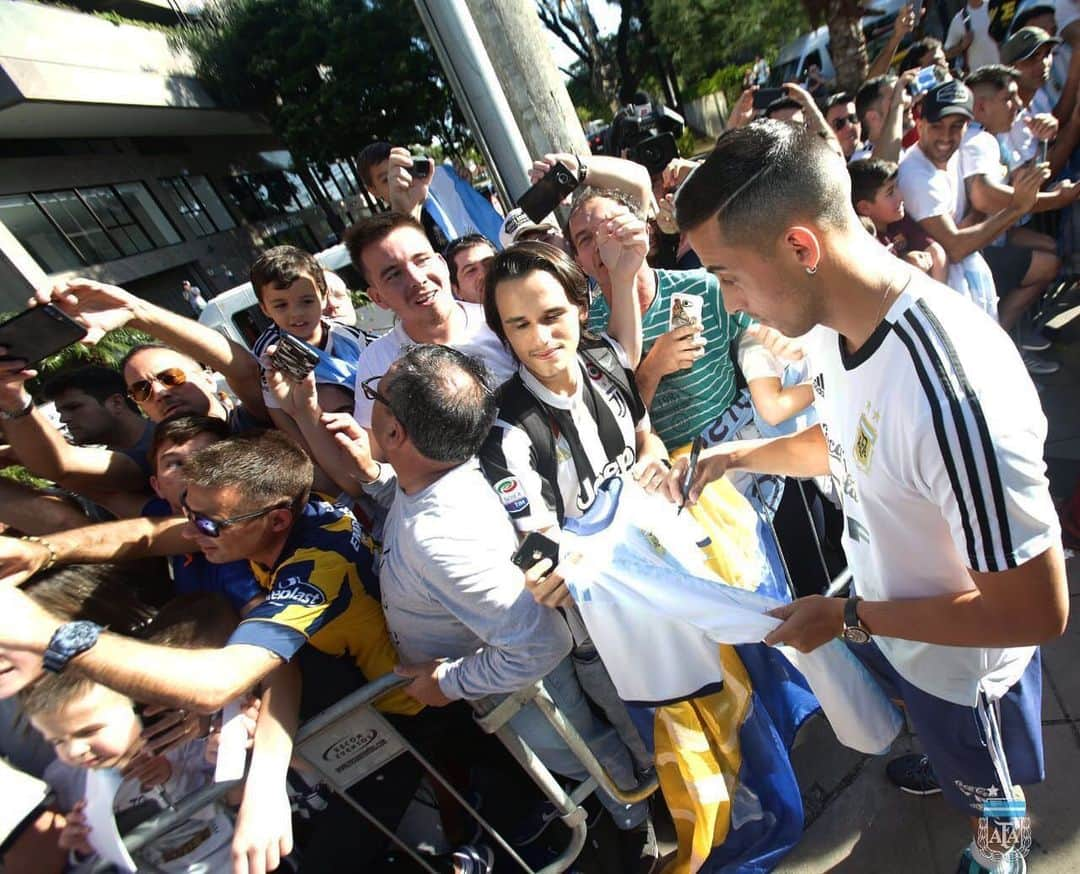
[898,79,1049,319]
[998,27,1072,170]
[342,213,515,432]
[963,65,1074,349]
[946,0,1002,72]
[673,119,1065,874]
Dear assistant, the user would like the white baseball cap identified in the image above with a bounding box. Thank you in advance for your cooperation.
[498,208,562,248]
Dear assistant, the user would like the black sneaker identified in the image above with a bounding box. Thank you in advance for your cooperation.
[618,812,660,874]
[886,753,942,795]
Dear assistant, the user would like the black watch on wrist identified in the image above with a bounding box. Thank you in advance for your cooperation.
[842,596,871,644]
[43,621,102,673]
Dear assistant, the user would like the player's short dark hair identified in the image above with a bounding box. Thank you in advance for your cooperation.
[848,158,899,207]
[675,119,853,245]
[381,345,496,464]
[824,91,855,112]
[484,241,591,353]
[343,212,429,288]
[250,245,327,305]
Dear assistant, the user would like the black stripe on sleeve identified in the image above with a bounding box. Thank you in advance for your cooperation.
[892,319,980,567]
[903,311,997,569]
[915,300,1016,569]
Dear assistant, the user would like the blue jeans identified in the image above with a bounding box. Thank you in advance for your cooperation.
[506,656,648,829]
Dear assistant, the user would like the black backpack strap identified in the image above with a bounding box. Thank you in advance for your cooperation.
[579,335,647,422]
[493,376,565,524]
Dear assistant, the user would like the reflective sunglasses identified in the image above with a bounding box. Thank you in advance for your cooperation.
[127,367,188,402]
[180,489,292,537]
[831,114,859,131]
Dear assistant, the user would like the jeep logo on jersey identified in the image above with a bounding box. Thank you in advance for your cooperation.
[577,445,635,510]
[494,477,529,514]
[269,579,326,607]
[322,729,378,762]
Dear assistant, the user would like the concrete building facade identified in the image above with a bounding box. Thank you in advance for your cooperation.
[0,0,369,314]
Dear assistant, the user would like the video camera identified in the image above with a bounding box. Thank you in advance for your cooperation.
[597,93,685,177]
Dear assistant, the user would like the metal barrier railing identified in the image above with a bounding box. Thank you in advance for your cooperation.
[92,669,658,874]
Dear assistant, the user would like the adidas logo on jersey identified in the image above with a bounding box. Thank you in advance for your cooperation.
[813,374,825,397]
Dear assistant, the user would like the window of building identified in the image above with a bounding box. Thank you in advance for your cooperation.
[223,171,314,223]
[159,175,236,238]
[0,194,83,273]
[113,183,183,248]
[0,181,183,273]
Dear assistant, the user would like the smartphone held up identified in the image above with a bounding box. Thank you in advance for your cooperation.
[0,304,87,367]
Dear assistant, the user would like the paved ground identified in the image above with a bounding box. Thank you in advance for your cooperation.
[777,324,1080,873]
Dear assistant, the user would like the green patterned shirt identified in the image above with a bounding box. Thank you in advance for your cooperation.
[587,269,750,449]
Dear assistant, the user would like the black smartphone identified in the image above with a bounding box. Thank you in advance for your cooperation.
[516,161,579,223]
[270,332,320,381]
[411,158,432,179]
[0,305,87,366]
[910,0,924,28]
[511,531,560,574]
[752,87,786,110]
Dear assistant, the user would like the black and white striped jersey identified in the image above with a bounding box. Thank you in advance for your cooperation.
[807,278,1059,707]
[480,335,649,533]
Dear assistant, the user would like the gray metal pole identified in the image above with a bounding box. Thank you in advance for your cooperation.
[414,0,534,205]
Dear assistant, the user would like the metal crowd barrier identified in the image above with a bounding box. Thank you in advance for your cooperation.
[93,670,658,873]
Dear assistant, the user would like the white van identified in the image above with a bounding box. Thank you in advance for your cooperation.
[198,243,395,350]
[772,0,911,85]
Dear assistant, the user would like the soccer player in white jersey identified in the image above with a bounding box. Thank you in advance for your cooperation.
[669,119,1067,874]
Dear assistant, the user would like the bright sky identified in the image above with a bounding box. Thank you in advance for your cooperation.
[544,0,621,77]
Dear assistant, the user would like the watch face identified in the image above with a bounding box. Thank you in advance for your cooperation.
[843,626,871,645]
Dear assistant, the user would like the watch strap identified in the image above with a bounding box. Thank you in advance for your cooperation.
[844,596,866,633]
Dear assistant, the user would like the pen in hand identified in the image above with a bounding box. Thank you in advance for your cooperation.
[678,435,703,515]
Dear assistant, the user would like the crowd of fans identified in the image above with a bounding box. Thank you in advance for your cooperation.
[0,2,1077,873]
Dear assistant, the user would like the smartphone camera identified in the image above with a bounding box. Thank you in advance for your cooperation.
[411,158,432,179]
[553,167,573,187]
[908,65,946,98]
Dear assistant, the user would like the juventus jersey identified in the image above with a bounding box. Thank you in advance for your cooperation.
[480,335,649,532]
[806,277,1059,706]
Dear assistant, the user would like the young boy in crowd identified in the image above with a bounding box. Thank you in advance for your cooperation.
[25,595,244,873]
[849,158,948,283]
[249,245,367,417]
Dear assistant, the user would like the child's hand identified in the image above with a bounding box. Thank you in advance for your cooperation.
[58,801,94,857]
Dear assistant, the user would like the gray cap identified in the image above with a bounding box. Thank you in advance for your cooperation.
[1001,26,1062,64]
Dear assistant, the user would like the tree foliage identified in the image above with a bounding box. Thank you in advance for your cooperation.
[173,0,473,164]
[647,0,809,88]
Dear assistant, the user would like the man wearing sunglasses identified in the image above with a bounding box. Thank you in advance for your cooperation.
[825,92,865,160]
[0,342,265,518]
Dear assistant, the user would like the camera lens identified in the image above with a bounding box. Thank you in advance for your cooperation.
[555,170,571,185]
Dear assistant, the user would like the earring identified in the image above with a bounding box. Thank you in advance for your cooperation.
[805,265,818,276]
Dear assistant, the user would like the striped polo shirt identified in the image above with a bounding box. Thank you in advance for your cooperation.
[588,269,750,449]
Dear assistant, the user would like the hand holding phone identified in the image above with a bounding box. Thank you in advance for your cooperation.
[269,332,320,381]
[0,305,87,367]
[511,531,560,575]
[516,161,579,223]
[752,87,786,110]
[411,158,432,179]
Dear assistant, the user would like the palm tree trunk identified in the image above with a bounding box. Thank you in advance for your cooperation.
[825,0,868,94]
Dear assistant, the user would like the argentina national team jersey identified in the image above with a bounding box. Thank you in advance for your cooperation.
[254,319,367,409]
[228,496,421,715]
[480,335,648,532]
[807,278,1059,707]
